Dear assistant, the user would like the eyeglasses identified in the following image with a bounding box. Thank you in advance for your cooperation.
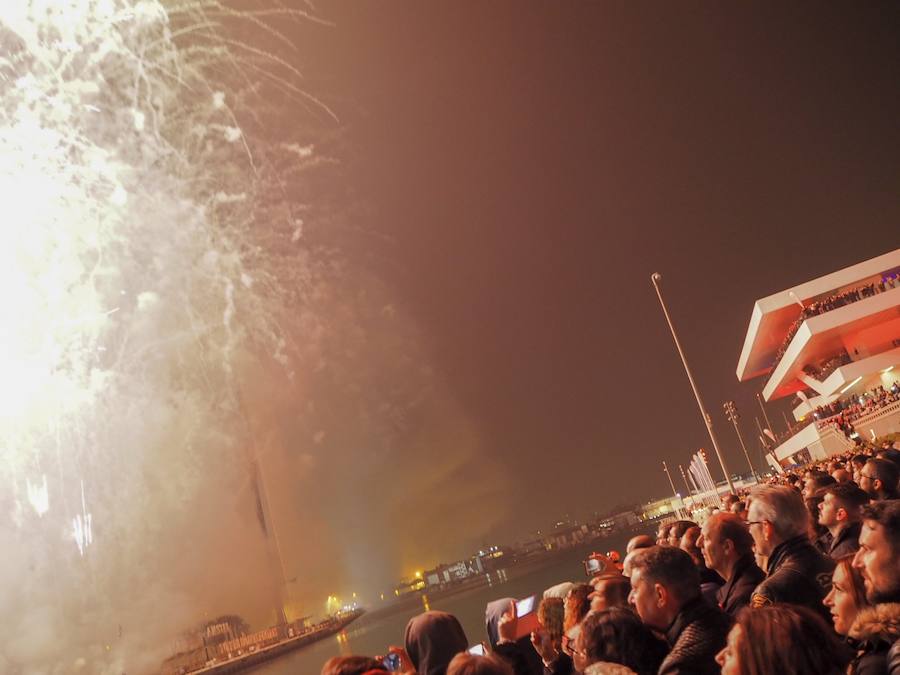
[860,474,877,481]
[746,520,765,527]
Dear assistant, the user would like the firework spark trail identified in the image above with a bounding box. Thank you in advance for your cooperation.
[0,3,508,673]
[0,1,346,672]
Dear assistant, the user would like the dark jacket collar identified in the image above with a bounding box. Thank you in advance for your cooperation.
[766,535,811,575]
[829,521,862,553]
[718,554,758,602]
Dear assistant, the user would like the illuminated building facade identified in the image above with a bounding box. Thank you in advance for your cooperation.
[737,248,900,467]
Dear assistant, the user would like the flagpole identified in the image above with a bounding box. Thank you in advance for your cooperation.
[651,273,735,493]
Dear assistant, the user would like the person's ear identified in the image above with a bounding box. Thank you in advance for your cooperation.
[836,506,848,523]
[763,521,775,541]
[723,538,735,557]
[655,583,668,608]
[873,478,883,493]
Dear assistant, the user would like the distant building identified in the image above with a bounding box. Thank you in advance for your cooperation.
[737,249,900,467]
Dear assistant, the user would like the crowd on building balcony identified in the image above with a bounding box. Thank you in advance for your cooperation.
[804,351,854,381]
[322,436,900,675]
[814,382,900,439]
[772,274,900,367]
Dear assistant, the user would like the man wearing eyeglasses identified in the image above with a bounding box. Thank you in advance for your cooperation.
[746,485,834,623]
[859,459,900,501]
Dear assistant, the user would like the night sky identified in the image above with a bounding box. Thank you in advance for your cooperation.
[271,2,900,598]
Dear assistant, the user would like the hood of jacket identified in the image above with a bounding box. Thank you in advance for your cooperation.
[848,603,900,644]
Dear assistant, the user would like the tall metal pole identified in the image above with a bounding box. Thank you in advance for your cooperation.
[757,392,774,436]
[678,463,694,505]
[651,273,735,493]
[662,461,683,518]
[781,410,792,434]
[724,401,757,481]
[755,415,783,474]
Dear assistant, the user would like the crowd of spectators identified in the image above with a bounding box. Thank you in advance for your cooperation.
[772,274,900,367]
[814,383,900,439]
[804,351,853,381]
[321,438,900,675]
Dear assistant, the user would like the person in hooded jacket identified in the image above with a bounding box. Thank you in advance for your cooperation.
[401,611,469,675]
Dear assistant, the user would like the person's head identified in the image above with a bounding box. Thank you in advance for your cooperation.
[803,471,836,499]
[816,483,868,530]
[678,525,704,566]
[831,468,851,483]
[879,448,900,467]
[730,500,747,519]
[543,582,575,600]
[722,494,740,510]
[321,656,386,675]
[697,512,754,579]
[537,597,564,643]
[747,485,809,556]
[405,611,468,675]
[823,555,869,636]
[860,459,899,499]
[667,520,696,548]
[446,653,512,675]
[656,522,672,546]
[589,576,631,613]
[851,455,869,482]
[627,546,699,631]
[853,500,900,604]
[716,605,849,675]
[564,584,593,632]
[573,607,667,675]
[626,534,654,554]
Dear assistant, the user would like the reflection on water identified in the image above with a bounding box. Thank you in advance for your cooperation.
[251,535,636,675]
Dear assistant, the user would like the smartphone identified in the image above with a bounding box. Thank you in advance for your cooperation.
[383,652,401,672]
[513,595,540,639]
[515,596,535,617]
[468,643,486,656]
[583,557,605,576]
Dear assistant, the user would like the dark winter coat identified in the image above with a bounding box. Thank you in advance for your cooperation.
[829,521,863,559]
[716,554,766,616]
[751,535,835,623]
[658,597,732,675]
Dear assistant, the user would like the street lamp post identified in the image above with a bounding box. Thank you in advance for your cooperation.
[662,460,684,518]
[651,273,735,493]
[724,400,757,481]
[678,463,695,510]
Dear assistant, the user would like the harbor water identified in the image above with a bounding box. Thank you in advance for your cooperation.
[251,531,640,675]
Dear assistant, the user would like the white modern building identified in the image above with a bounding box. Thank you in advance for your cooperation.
[737,249,900,468]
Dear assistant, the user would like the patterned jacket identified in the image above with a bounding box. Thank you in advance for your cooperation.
[659,597,732,675]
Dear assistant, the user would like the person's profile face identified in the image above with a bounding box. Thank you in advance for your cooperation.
[824,564,859,636]
[854,521,900,603]
[628,569,663,630]
[715,625,742,675]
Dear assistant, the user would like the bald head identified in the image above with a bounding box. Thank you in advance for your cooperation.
[626,534,654,554]
[831,468,851,483]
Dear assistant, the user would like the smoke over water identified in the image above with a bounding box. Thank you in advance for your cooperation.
[0,2,510,673]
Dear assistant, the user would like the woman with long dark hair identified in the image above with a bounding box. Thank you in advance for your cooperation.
[716,604,850,675]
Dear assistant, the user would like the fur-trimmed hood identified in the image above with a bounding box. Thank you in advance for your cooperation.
[848,603,900,643]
